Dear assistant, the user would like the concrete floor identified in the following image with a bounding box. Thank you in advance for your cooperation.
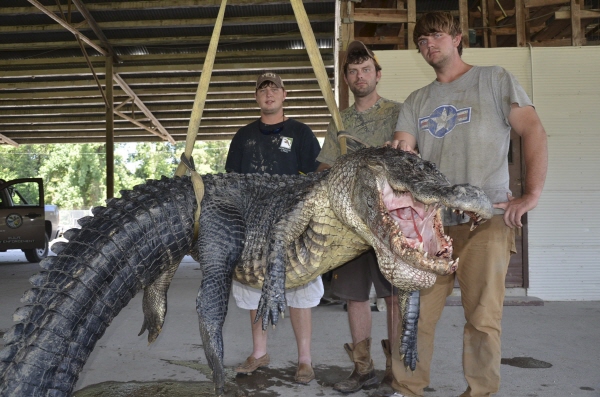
[1,249,599,397]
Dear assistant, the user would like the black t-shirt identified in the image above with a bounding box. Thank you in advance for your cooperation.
[225,118,321,175]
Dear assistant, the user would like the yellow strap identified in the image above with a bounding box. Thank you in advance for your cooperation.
[175,0,228,177]
[290,0,347,155]
[179,154,205,241]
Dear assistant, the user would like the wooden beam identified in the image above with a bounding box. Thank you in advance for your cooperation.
[106,57,114,199]
[0,14,333,34]
[71,0,119,62]
[339,0,353,111]
[0,60,332,78]
[0,49,332,68]
[0,31,332,51]
[459,0,470,49]
[487,0,498,47]
[407,0,416,49]
[353,8,408,23]
[524,0,569,7]
[0,134,19,146]
[571,0,583,45]
[555,9,600,18]
[354,36,405,45]
[516,0,528,46]
[0,73,330,90]
[26,0,107,55]
[2,0,330,15]
[113,74,175,143]
[529,37,572,46]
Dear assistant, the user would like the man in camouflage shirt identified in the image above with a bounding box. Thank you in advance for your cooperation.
[316,41,402,397]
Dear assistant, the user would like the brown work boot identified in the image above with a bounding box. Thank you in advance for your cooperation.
[295,362,315,384]
[333,337,379,393]
[369,339,396,397]
[235,353,270,374]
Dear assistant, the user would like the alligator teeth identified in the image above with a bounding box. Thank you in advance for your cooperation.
[418,242,424,252]
[423,252,428,259]
[470,222,477,231]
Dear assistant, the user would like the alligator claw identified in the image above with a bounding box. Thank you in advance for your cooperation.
[256,291,286,331]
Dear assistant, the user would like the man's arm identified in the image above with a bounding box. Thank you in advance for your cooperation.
[494,104,548,228]
[389,131,417,153]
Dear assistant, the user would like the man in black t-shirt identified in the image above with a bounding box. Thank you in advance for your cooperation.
[225,72,323,385]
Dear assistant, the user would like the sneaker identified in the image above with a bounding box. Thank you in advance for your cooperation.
[294,363,315,384]
[235,353,270,374]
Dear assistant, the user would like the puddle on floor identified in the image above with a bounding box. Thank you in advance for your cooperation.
[74,361,380,397]
[501,356,552,368]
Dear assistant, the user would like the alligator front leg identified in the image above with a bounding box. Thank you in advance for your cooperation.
[256,238,287,331]
[398,289,420,370]
[138,259,179,343]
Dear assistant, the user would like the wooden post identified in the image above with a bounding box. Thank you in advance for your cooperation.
[459,0,470,49]
[571,0,582,46]
[487,0,497,47]
[407,0,416,50]
[481,0,489,48]
[515,0,527,47]
[339,0,354,111]
[105,56,114,199]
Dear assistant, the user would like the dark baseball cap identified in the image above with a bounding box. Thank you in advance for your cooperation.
[344,40,380,66]
[255,72,285,90]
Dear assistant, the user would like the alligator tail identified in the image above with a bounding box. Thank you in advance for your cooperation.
[0,176,197,397]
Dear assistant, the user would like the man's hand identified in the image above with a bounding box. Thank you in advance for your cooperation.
[493,192,540,228]
[386,139,418,154]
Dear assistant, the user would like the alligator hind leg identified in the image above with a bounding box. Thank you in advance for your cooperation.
[197,267,234,396]
[195,205,245,396]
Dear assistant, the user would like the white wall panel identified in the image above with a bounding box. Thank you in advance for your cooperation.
[372,46,600,301]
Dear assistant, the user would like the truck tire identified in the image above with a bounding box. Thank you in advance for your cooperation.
[23,235,49,263]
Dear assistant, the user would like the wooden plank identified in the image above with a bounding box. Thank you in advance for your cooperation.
[354,36,404,45]
[353,8,408,23]
[529,37,572,45]
[524,0,568,7]
[555,9,600,19]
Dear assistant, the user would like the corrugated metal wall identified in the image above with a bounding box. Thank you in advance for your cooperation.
[375,46,600,301]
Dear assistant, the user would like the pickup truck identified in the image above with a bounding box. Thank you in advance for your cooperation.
[0,178,60,262]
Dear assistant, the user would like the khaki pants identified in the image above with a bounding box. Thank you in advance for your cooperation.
[392,216,516,397]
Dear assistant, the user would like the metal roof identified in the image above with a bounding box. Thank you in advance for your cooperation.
[0,0,337,145]
[1,0,598,146]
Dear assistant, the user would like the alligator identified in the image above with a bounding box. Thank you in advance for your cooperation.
[0,147,493,397]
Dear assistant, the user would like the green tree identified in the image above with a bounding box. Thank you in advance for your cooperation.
[1,140,231,209]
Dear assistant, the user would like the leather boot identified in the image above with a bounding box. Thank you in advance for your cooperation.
[333,337,379,393]
[369,339,396,397]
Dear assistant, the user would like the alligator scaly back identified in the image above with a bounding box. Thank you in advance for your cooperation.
[0,176,197,396]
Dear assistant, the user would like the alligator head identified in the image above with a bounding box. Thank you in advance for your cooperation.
[327,147,494,290]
